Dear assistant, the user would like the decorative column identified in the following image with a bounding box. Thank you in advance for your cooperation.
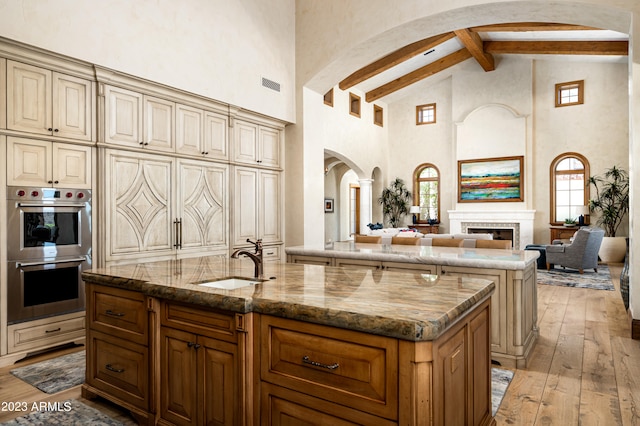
[358,179,373,235]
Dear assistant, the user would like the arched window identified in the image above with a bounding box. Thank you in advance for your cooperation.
[550,153,590,225]
[413,164,440,223]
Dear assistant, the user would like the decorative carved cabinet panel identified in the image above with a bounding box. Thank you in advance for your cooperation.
[105,150,173,260]
[177,159,228,254]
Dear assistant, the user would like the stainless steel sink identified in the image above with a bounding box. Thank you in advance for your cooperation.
[196,277,263,290]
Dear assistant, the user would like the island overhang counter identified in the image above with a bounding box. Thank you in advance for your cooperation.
[81,256,496,425]
[286,241,540,369]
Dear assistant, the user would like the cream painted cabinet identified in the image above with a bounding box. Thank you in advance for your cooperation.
[7,136,91,188]
[177,159,228,256]
[104,85,174,152]
[104,150,174,262]
[233,120,281,168]
[176,104,228,160]
[103,151,230,264]
[232,166,282,247]
[7,60,93,141]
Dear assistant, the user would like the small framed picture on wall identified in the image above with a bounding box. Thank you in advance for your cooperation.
[324,198,334,213]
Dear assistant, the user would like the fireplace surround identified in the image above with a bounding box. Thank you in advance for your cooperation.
[448,210,535,249]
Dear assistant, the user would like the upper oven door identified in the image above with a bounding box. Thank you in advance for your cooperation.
[7,201,91,260]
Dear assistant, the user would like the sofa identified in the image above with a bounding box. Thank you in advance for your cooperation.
[363,227,494,248]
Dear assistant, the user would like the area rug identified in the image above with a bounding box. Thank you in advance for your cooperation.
[492,367,514,416]
[10,351,85,394]
[0,399,123,426]
[537,265,614,290]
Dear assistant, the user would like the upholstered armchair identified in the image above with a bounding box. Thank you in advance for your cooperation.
[545,228,605,274]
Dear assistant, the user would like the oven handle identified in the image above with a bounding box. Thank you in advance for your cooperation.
[15,257,86,267]
[16,202,86,208]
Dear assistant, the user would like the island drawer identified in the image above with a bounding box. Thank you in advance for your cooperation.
[161,301,238,343]
[86,330,149,411]
[88,284,148,345]
[260,315,399,421]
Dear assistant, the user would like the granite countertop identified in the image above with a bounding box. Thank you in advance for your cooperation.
[82,256,494,342]
[285,241,540,270]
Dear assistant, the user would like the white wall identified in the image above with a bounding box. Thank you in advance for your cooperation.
[0,0,296,122]
[533,59,629,241]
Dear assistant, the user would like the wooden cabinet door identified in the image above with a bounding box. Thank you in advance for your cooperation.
[52,142,92,188]
[53,72,92,141]
[105,151,173,258]
[233,167,258,246]
[7,137,91,188]
[199,335,238,426]
[176,104,203,156]
[6,137,50,186]
[259,126,281,167]
[177,160,228,253]
[161,327,198,426]
[104,86,143,146]
[143,95,174,152]
[7,60,52,136]
[204,110,228,160]
[234,121,258,164]
[433,326,467,426]
[259,170,281,244]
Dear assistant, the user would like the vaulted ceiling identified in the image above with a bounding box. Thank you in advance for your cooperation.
[337,22,628,103]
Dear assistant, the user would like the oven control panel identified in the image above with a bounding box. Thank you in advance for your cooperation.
[9,187,91,202]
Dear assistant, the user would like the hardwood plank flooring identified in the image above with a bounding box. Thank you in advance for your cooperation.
[0,264,637,425]
[498,263,640,425]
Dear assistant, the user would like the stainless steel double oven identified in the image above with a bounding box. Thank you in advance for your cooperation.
[6,186,92,324]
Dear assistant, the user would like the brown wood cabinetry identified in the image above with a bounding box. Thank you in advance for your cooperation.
[260,302,494,426]
[83,284,155,425]
[159,302,240,426]
[84,278,493,425]
[411,224,439,234]
[549,225,579,243]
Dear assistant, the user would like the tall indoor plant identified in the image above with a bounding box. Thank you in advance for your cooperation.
[379,178,412,228]
[588,165,629,263]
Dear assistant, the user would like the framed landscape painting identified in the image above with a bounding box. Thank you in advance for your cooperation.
[458,156,524,202]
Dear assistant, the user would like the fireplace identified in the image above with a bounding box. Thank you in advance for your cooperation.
[448,210,535,249]
[467,227,514,247]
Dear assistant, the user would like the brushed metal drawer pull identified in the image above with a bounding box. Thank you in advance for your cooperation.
[105,364,124,373]
[105,309,125,317]
[302,355,339,370]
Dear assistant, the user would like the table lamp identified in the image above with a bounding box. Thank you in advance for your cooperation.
[577,206,589,226]
[409,206,420,224]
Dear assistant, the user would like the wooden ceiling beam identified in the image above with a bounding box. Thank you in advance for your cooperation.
[365,48,472,102]
[484,40,628,55]
[454,28,495,71]
[470,22,601,32]
[338,32,456,90]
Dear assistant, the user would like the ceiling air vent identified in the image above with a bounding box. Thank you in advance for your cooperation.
[262,77,281,92]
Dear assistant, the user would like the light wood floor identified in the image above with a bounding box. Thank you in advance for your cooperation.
[0,264,638,425]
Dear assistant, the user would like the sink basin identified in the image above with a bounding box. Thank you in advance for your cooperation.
[196,277,263,290]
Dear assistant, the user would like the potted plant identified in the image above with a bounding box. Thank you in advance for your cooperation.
[588,165,629,263]
[379,178,412,228]
[563,218,577,227]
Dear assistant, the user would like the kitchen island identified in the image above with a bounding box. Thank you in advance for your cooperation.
[82,256,495,425]
[287,241,539,368]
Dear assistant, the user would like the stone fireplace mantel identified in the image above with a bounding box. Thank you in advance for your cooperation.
[448,210,536,249]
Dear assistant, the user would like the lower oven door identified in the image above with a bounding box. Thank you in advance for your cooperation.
[7,257,87,324]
